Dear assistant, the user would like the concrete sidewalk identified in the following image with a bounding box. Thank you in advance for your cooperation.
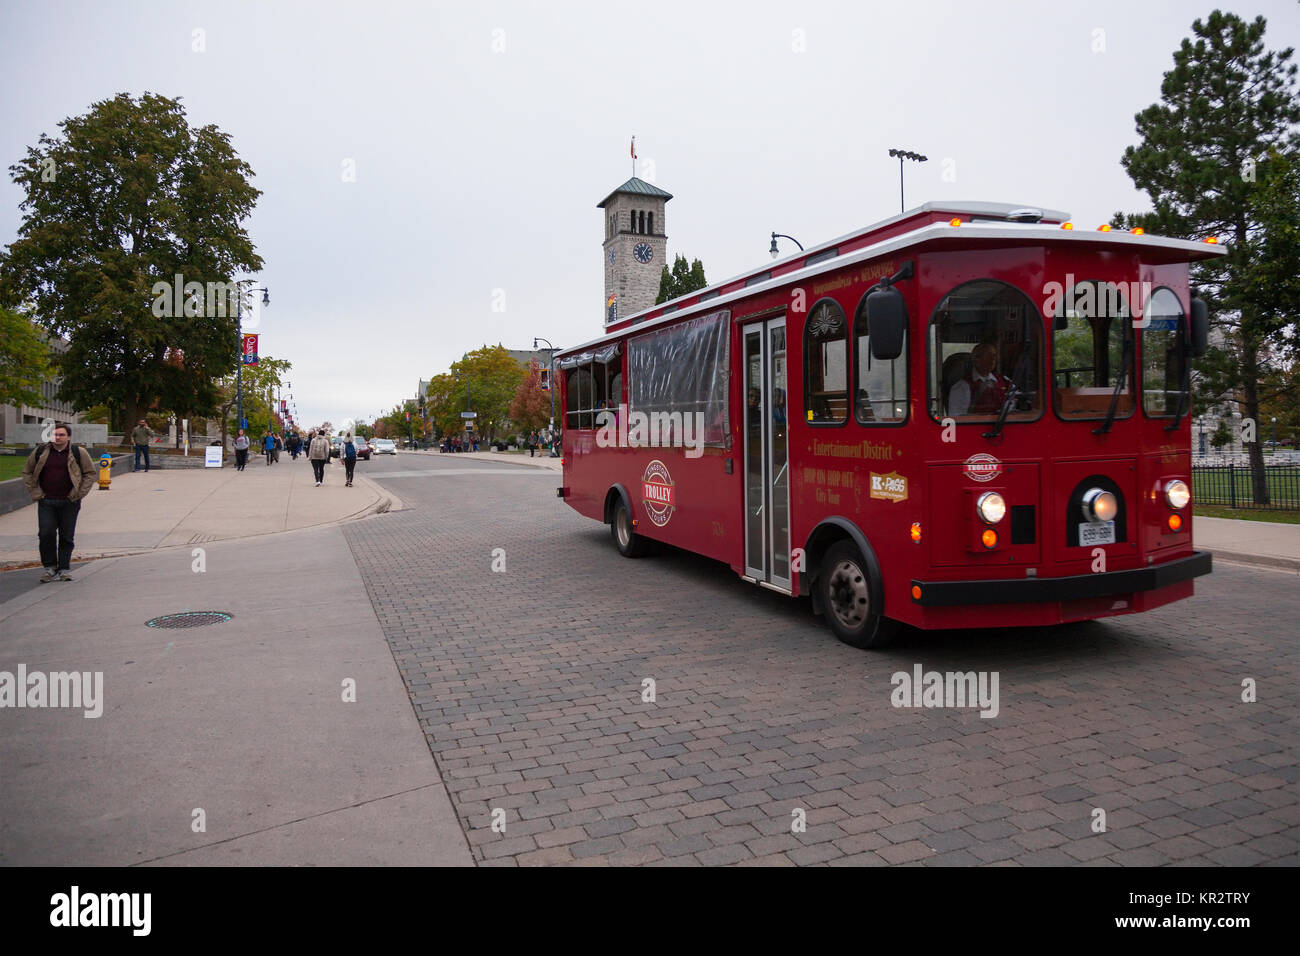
[0,522,472,866]
[0,455,395,569]
[1194,515,1300,572]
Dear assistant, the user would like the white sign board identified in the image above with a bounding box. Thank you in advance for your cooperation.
[204,446,223,468]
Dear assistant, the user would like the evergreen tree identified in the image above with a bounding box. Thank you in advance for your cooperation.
[1112,11,1300,503]
[654,254,708,304]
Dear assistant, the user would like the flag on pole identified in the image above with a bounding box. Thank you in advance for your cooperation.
[630,136,636,159]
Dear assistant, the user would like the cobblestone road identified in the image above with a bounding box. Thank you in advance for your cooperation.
[345,455,1300,866]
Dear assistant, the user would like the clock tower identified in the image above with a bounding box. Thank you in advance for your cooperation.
[598,177,673,325]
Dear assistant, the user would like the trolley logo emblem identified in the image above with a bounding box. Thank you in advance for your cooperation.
[870,471,908,503]
[962,453,1003,482]
[641,460,677,527]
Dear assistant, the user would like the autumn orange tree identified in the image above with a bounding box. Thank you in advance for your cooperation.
[509,360,552,435]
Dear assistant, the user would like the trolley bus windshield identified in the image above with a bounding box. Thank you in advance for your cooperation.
[928,279,1042,423]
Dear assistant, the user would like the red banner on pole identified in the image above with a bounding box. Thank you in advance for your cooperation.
[241,334,259,366]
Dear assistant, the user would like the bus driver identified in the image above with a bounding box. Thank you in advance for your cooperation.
[948,343,1014,415]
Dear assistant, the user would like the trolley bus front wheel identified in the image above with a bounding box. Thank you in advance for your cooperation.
[611,498,648,558]
[819,539,896,649]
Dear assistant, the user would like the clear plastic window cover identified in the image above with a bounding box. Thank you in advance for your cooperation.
[628,309,731,445]
[557,342,620,370]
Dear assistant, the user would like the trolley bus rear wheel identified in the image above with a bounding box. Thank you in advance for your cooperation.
[819,540,896,649]
[611,498,648,557]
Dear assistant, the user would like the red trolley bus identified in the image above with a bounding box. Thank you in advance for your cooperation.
[556,201,1222,648]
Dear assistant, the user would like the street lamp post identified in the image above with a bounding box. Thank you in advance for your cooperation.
[888,148,927,213]
[1271,417,1277,454]
[234,283,269,436]
[769,233,803,259]
[534,337,559,455]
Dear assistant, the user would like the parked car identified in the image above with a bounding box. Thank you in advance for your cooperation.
[372,438,397,455]
[329,436,371,459]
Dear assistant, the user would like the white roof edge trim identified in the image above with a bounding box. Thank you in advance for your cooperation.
[626,201,1075,319]
[562,223,1226,357]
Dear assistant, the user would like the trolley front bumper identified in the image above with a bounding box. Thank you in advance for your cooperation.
[910,551,1212,607]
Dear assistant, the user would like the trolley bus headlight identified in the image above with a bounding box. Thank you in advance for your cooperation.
[1165,479,1190,510]
[976,492,1006,525]
[1081,488,1117,523]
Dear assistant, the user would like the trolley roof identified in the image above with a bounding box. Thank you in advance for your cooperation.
[560,201,1227,358]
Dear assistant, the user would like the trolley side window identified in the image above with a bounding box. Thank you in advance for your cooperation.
[1141,287,1187,418]
[1052,279,1135,421]
[627,310,730,446]
[805,299,848,425]
[928,279,1042,422]
[854,293,908,423]
[561,347,621,430]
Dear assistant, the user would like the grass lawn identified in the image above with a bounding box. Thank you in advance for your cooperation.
[0,456,25,482]
[1194,505,1300,525]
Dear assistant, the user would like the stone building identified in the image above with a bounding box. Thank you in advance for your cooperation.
[598,177,673,325]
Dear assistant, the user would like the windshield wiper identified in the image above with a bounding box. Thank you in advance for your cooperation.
[1093,334,1133,435]
[982,383,1022,440]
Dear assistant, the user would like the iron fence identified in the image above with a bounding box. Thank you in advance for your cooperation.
[1192,463,1300,512]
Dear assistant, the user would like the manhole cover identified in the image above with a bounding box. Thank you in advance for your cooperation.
[145,611,232,629]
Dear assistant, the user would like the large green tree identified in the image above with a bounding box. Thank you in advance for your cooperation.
[427,346,527,441]
[0,306,50,408]
[655,254,708,304]
[1111,11,1300,502]
[0,93,263,433]
[213,355,291,448]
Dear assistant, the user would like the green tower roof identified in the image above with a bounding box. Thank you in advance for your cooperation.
[597,177,674,208]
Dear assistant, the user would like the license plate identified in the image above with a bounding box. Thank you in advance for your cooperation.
[1078,521,1116,547]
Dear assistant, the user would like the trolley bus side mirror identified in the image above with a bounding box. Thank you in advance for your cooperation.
[866,286,907,361]
[1188,297,1209,358]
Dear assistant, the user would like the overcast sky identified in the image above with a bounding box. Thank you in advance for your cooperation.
[2,0,1297,428]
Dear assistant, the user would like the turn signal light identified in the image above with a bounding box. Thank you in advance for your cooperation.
[981,528,999,549]
[910,522,922,543]
[1167,513,1183,532]
[911,585,922,601]
[949,218,962,226]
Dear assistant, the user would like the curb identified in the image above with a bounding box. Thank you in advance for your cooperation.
[1205,548,1300,573]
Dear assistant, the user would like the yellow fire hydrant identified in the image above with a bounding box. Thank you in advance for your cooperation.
[98,453,113,490]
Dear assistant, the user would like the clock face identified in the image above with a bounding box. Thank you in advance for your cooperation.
[607,248,615,265]
[634,242,653,264]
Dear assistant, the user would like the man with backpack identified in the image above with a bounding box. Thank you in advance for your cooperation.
[21,423,98,582]
[341,435,357,487]
[308,430,331,486]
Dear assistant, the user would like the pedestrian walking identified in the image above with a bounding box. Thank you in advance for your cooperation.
[233,429,250,471]
[342,436,357,487]
[263,431,276,465]
[308,430,331,485]
[21,423,97,582]
[131,418,155,472]
[273,433,282,463]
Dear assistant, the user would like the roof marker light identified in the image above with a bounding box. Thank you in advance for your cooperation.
[949,218,962,227]
[1130,227,1145,235]
[1204,237,1219,244]
[1097,224,1112,232]
[1061,222,1074,230]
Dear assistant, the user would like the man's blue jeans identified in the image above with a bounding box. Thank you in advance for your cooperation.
[134,444,150,471]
